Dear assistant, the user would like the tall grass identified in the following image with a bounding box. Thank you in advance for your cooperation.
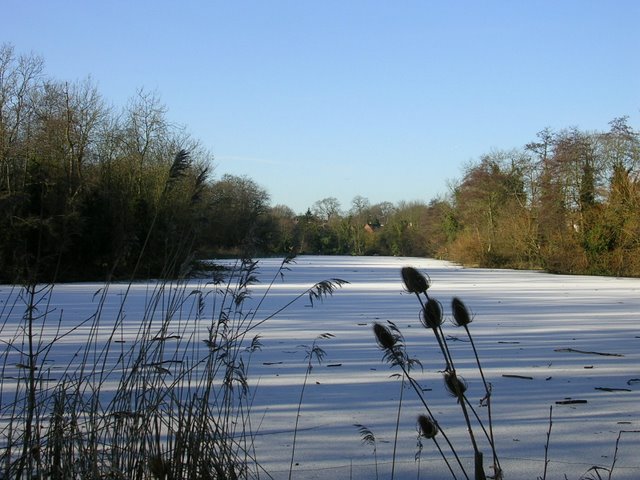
[0,257,346,479]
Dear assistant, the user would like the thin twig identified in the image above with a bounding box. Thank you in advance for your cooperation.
[608,430,640,480]
[542,405,553,480]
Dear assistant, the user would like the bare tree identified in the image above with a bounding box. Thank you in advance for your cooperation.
[0,44,44,193]
[312,197,341,222]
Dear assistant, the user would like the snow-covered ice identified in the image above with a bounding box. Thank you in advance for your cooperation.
[1,256,639,479]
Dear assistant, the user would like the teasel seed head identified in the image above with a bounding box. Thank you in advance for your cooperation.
[444,371,468,397]
[401,267,430,294]
[373,322,397,350]
[421,298,443,329]
[417,414,439,439]
[451,297,472,327]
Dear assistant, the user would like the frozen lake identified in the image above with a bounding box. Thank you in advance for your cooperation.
[1,256,639,479]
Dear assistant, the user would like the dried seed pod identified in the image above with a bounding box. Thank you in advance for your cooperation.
[421,298,443,329]
[417,414,439,439]
[451,297,472,327]
[401,267,429,294]
[444,371,468,397]
[373,322,397,350]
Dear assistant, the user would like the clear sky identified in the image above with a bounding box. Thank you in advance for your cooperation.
[4,1,639,214]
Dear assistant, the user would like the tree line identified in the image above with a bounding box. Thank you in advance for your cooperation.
[293,117,640,277]
[1,44,212,282]
[445,119,640,276]
[2,44,639,282]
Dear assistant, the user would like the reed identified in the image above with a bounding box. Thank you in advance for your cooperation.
[0,256,346,479]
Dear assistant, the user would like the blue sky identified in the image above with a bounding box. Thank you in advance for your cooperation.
[4,1,639,214]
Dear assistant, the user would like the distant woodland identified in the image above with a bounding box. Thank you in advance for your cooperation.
[2,44,639,282]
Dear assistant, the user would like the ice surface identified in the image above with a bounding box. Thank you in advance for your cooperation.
[1,256,638,479]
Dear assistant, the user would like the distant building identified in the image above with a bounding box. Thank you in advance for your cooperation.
[364,221,382,234]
